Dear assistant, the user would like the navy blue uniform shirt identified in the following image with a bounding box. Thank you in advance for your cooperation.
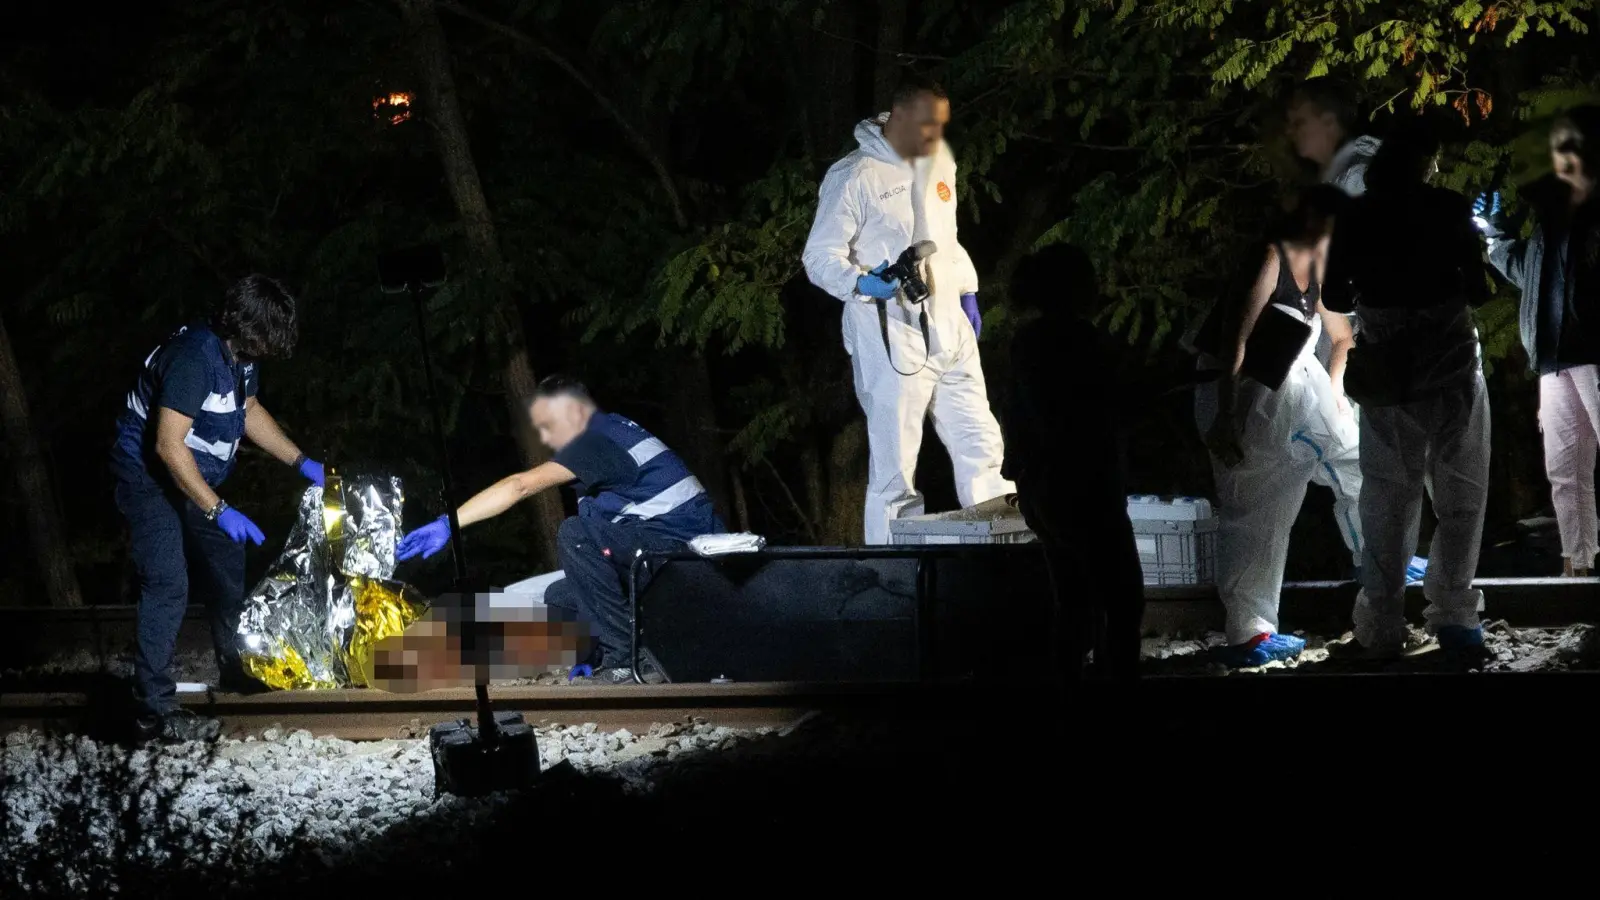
[552,412,722,542]
[111,323,258,488]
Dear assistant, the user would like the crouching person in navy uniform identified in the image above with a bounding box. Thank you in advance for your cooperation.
[111,275,325,743]
[396,375,725,685]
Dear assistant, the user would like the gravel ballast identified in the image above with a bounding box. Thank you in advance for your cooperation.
[1,716,825,897]
[1141,622,1600,674]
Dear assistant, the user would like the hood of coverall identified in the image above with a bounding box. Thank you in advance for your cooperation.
[1327,135,1384,184]
[854,114,914,168]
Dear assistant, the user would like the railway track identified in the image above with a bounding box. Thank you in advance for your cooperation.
[5,576,1598,743]
[0,681,954,741]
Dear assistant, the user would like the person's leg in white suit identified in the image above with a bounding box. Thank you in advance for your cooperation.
[1350,403,1426,650]
[1539,365,1600,574]
[1420,374,1490,639]
[1354,374,1489,653]
[1300,373,1364,570]
[928,339,1014,509]
[1196,361,1331,661]
[851,334,940,545]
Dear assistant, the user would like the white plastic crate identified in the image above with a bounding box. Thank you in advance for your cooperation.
[1126,495,1218,586]
[887,496,1036,545]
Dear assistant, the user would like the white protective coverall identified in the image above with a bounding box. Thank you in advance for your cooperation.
[802,114,1013,544]
[1349,306,1489,648]
[1195,313,1364,645]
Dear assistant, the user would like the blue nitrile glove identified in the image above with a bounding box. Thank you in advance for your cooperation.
[217,507,266,546]
[1406,556,1428,586]
[855,260,900,300]
[568,664,593,682]
[396,515,451,561]
[1472,191,1501,237]
[297,457,324,487]
[961,292,982,338]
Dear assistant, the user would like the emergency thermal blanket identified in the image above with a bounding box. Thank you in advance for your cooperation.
[236,471,429,690]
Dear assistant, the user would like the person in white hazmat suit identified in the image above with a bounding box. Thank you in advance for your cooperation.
[802,78,1013,544]
[1322,119,1493,663]
[1195,186,1363,667]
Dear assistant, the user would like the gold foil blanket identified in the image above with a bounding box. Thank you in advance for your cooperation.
[237,471,428,689]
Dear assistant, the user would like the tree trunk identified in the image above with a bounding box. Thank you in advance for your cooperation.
[804,1,862,159]
[799,440,825,529]
[398,0,562,569]
[0,311,84,608]
[822,419,868,546]
[730,467,751,533]
[665,352,731,522]
[872,0,909,111]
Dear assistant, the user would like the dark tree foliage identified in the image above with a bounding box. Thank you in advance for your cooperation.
[1,0,1595,601]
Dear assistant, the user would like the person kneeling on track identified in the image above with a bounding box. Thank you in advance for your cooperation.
[394,375,725,685]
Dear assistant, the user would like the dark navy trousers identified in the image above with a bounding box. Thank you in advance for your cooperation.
[115,479,245,715]
[543,515,683,669]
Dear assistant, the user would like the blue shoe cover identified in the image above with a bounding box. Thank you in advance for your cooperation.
[1221,633,1306,668]
[568,663,593,681]
[1435,625,1484,650]
[1405,556,1428,586]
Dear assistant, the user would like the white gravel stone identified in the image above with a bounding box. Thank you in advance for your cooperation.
[1,715,798,895]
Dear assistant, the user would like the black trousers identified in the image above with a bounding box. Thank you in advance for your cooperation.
[115,478,246,715]
[1015,478,1145,682]
[543,515,684,669]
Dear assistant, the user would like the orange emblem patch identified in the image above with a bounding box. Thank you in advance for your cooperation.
[936,181,952,202]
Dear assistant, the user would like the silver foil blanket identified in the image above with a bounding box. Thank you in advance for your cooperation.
[235,471,428,690]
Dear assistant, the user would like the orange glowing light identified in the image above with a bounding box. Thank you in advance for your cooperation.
[372,92,413,126]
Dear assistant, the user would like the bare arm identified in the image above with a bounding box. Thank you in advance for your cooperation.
[454,461,577,528]
[1217,246,1278,417]
[155,409,223,512]
[1318,300,1354,398]
[243,399,306,466]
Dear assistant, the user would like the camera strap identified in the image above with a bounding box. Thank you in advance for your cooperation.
[876,295,932,377]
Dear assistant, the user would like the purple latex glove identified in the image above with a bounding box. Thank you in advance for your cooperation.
[960,292,981,339]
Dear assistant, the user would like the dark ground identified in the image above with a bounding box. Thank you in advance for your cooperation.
[4,676,1592,894]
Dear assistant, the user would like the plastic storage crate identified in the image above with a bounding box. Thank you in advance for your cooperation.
[1126,495,1217,586]
[888,496,1037,545]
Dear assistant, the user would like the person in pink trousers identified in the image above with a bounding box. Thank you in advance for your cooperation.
[1483,106,1600,576]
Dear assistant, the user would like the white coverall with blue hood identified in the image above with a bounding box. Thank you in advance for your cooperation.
[803,114,1013,544]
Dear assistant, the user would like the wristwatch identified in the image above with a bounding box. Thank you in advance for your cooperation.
[205,499,230,522]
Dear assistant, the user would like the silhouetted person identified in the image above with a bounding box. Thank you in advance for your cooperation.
[1323,114,1493,663]
[1001,243,1144,684]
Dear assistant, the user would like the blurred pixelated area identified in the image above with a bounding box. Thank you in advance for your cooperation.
[370,592,595,692]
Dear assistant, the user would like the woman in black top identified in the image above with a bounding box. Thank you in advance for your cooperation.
[1195,186,1363,667]
[1485,106,1600,577]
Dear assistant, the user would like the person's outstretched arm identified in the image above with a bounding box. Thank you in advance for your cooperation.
[457,462,576,527]
[397,462,576,561]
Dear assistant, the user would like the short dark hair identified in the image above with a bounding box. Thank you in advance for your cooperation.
[1010,242,1099,314]
[1366,114,1442,191]
[1291,79,1360,135]
[531,374,595,406]
[214,274,297,360]
[891,75,948,110]
[1270,184,1349,244]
